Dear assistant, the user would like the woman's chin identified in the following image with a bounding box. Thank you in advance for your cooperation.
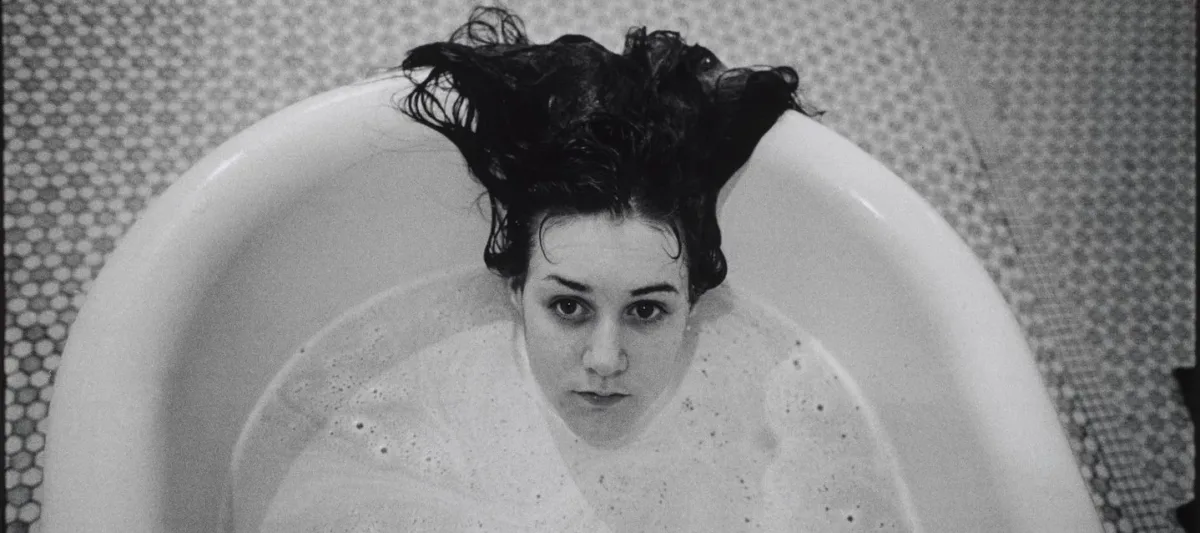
[558,402,642,448]
[567,419,635,449]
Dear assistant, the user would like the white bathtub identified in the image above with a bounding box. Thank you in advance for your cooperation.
[41,77,1102,532]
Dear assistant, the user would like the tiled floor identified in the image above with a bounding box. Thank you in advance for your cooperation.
[911,2,1196,530]
[3,0,1194,531]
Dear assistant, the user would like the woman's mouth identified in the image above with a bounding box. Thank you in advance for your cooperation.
[574,391,629,407]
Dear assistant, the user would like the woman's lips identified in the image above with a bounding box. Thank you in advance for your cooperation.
[574,391,629,407]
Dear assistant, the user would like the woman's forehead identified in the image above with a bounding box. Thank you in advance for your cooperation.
[530,214,686,285]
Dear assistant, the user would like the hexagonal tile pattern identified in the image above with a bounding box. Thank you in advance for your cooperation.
[3,0,1194,531]
[912,1,1195,531]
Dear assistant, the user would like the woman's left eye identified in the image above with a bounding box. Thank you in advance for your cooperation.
[627,302,666,322]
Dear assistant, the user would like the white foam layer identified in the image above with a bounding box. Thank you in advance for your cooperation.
[230,266,917,532]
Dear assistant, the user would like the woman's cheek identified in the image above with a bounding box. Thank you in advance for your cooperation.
[654,317,689,365]
[647,311,683,338]
[528,316,574,370]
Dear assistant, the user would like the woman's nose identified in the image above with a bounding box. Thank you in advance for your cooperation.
[583,318,626,377]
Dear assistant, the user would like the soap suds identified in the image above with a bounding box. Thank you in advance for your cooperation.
[228,266,916,532]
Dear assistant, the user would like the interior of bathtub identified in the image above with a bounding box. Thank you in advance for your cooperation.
[41,77,1102,533]
[228,263,917,532]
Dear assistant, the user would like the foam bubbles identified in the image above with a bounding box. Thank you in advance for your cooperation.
[229,267,916,532]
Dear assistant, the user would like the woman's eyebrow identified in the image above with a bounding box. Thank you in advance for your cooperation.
[546,274,591,293]
[545,275,678,296]
[630,283,678,296]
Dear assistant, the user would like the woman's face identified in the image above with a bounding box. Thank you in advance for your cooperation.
[511,212,693,446]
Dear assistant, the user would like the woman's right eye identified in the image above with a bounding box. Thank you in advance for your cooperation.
[551,299,589,321]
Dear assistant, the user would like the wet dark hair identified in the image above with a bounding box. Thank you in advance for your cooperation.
[395,6,816,305]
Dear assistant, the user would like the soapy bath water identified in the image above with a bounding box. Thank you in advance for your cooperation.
[227,266,918,532]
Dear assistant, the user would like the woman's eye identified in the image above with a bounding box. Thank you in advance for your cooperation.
[552,299,588,320]
[628,302,666,322]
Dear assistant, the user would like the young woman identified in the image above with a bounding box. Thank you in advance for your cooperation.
[399,5,815,448]
[251,10,916,532]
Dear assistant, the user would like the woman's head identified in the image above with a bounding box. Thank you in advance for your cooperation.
[514,211,692,445]
[396,6,813,444]
[396,6,814,305]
